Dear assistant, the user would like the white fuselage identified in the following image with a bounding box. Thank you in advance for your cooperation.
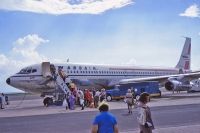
[7,62,180,95]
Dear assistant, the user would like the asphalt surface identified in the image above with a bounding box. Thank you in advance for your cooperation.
[5,93,41,101]
[1,104,200,133]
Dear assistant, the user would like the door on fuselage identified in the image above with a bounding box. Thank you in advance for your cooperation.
[42,62,52,78]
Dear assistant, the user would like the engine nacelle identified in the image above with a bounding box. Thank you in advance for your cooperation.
[165,80,192,91]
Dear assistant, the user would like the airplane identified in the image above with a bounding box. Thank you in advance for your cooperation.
[188,79,200,92]
[6,37,200,105]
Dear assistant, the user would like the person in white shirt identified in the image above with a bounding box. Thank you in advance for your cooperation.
[78,90,85,110]
[137,92,154,133]
[99,88,106,102]
[94,90,100,108]
[125,89,134,114]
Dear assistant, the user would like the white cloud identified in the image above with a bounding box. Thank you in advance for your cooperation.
[0,0,134,15]
[0,54,9,66]
[0,34,50,92]
[0,34,64,73]
[180,4,200,18]
[12,34,49,63]
[0,34,49,72]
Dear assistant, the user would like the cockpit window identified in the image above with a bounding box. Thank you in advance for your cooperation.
[27,68,32,73]
[18,67,33,74]
[32,69,37,73]
[18,69,27,74]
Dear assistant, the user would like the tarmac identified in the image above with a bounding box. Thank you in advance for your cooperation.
[122,125,200,133]
[1,91,200,133]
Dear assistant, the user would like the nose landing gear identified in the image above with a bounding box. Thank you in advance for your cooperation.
[43,97,53,107]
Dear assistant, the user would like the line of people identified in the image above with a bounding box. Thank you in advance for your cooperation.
[63,86,138,114]
[63,88,107,111]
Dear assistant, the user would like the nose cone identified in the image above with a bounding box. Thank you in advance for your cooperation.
[6,78,10,85]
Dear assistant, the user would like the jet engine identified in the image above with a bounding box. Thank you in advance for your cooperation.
[165,78,192,91]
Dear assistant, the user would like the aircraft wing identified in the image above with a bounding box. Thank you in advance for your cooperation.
[119,72,200,85]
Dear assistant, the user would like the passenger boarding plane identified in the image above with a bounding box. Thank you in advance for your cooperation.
[6,37,200,104]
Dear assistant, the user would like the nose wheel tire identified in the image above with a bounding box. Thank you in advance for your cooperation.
[43,97,53,107]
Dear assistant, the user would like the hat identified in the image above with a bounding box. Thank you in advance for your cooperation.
[98,102,109,112]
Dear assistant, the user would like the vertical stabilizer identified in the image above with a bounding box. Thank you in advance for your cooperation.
[176,37,191,71]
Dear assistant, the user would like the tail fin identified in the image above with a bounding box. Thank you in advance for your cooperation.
[176,37,191,71]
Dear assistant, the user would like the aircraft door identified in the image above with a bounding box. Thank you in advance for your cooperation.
[42,62,52,77]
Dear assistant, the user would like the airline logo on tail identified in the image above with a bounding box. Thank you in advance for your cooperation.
[176,37,191,71]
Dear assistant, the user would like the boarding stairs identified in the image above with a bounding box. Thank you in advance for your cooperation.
[55,74,71,95]
[41,62,72,106]
[52,74,71,105]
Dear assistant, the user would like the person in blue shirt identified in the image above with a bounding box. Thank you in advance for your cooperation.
[91,102,119,133]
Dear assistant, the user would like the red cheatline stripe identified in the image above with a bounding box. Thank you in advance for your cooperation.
[184,61,189,69]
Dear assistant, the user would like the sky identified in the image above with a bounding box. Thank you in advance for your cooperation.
[0,0,200,93]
